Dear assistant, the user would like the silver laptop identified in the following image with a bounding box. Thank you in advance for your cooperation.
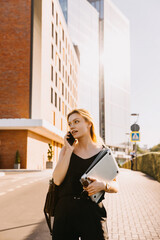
[80,148,119,203]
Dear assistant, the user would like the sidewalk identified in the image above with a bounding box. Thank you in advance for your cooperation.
[104,169,160,240]
[24,168,160,240]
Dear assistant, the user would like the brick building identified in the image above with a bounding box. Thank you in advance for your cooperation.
[0,0,79,169]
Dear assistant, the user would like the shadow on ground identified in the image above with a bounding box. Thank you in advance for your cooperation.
[24,219,51,240]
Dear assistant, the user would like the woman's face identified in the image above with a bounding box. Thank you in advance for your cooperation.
[68,113,91,138]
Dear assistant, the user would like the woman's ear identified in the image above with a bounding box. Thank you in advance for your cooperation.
[88,122,92,129]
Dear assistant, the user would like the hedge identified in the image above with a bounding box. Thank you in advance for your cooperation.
[122,152,160,182]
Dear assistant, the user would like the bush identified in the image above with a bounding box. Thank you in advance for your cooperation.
[122,153,160,182]
[15,150,21,164]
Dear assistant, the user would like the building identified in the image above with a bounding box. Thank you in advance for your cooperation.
[59,0,100,133]
[88,0,131,150]
[0,0,79,169]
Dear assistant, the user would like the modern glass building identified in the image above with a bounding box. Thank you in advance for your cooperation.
[59,0,100,133]
[88,0,131,149]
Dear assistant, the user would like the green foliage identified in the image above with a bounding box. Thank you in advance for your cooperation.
[15,150,21,164]
[122,152,160,182]
[150,143,160,152]
[136,144,147,154]
[47,143,54,161]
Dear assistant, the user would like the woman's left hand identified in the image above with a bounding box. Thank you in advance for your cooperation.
[83,177,105,196]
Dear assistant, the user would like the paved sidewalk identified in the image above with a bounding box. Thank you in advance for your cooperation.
[104,169,160,240]
[24,168,160,240]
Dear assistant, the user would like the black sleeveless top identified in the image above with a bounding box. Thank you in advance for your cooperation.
[58,151,102,199]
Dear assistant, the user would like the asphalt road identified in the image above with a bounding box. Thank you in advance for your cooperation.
[0,171,53,240]
[0,169,160,240]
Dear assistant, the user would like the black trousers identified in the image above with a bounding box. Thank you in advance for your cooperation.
[52,196,109,240]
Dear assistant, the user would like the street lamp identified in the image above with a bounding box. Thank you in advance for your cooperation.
[130,113,140,170]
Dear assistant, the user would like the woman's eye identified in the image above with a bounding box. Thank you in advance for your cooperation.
[75,120,79,123]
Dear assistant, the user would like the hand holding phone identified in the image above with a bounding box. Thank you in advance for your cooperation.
[66,131,76,146]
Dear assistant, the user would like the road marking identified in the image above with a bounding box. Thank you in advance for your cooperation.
[15,185,21,188]
[0,192,6,196]
[8,188,14,192]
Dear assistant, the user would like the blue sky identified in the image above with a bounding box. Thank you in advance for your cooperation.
[111,0,160,148]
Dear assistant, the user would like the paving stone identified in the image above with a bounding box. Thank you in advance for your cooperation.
[103,169,160,240]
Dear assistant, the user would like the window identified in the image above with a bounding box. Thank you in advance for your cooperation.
[61,118,63,131]
[55,72,58,87]
[70,64,72,74]
[59,40,61,53]
[52,2,54,17]
[65,87,67,100]
[62,65,64,78]
[52,23,54,38]
[59,58,61,72]
[59,97,61,111]
[62,29,64,41]
[62,101,64,115]
[51,65,53,81]
[65,71,67,83]
[53,111,55,125]
[56,12,58,26]
[51,88,53,103]
[55,92,57,107]
[62,82,64,96]
[68,76,69,87]
[51,44,54,59]
[55,31,58,45]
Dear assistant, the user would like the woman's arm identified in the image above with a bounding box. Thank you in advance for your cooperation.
[52,132,76,186]
[84,178,119,196]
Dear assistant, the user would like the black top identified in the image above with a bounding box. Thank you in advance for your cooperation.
[58,151,102,199]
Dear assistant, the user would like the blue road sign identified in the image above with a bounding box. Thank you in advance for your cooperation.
[130,131,140,142]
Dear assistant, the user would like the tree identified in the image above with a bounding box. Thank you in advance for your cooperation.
[150,143,160,152]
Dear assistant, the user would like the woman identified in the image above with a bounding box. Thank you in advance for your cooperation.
[52,109,118,240]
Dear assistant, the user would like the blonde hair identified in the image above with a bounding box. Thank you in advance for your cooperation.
[67,108,105,147]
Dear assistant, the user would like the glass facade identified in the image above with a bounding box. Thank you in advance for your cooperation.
[60,0,100,132]
[88,0,130,147]
[59,0,68,23]
[88,0,104,19]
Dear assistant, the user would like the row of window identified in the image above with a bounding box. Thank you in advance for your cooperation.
[51,65,77,98]
[51,88,70,116]
[51,43,77,82]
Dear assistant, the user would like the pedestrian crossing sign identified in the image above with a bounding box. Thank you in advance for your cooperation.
[130,131,140,142]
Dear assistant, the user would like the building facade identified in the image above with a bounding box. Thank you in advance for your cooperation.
[88,0,131,149]
[0,0,79,169]
[59,0,100,133]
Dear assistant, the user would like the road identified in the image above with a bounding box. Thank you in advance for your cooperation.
[0,169,160,240]
[0,171,52,240]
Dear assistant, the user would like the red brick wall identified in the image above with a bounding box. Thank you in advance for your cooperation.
[0,0,32,118]
[0,130,28,169]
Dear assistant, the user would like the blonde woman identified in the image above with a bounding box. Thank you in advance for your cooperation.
[52,109,118,240]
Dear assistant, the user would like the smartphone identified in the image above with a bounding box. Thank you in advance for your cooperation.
[67,131,76,146]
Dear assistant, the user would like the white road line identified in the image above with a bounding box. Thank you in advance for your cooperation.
[0,192,6,196]
[8,188,14,192]
[15,185,21,188]
[22,183,28,186]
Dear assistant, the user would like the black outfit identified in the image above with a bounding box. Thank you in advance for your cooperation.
[52,151,109,240]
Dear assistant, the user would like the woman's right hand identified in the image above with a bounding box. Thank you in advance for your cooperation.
[64,131,77,152]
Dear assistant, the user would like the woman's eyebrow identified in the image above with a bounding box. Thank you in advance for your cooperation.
[68,118,80,124]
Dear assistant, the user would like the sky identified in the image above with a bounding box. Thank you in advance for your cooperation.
[111,0,160,148]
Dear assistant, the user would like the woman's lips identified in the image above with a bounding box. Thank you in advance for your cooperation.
[72,131,78,135]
